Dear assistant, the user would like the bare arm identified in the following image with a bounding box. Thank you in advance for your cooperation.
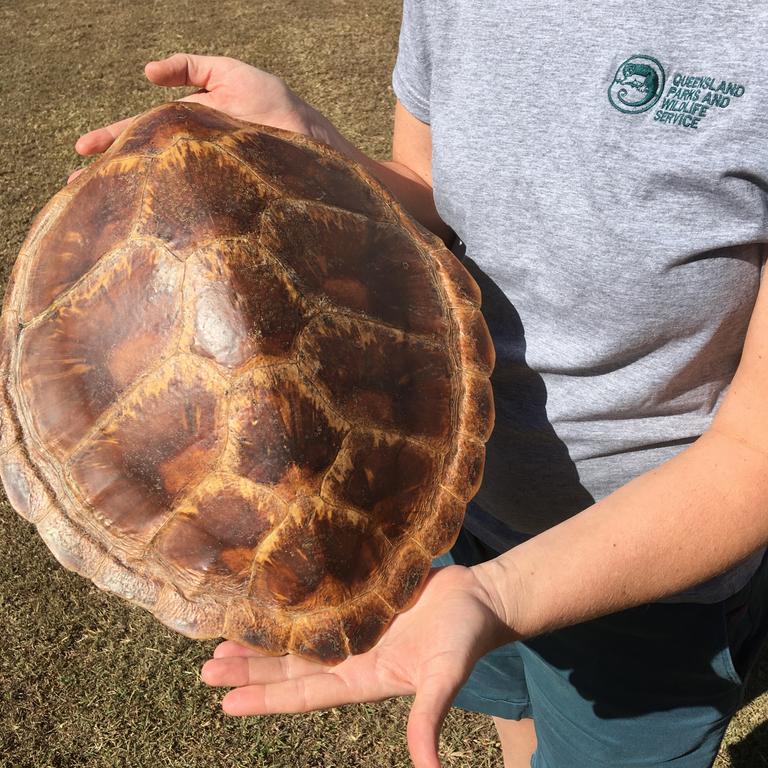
[475,273,768,636]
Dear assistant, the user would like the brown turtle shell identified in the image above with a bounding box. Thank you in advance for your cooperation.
[0,102,494,662]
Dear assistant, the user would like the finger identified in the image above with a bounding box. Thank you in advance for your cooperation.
[75,116,135,156]
[202,654,328,687]
[67,168,87,184]
[221,672,359,716]
[202,657,262,687]
[406,672,465,768]
[145,53,239,89]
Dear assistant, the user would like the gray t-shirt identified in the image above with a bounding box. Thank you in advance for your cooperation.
[392,0,768,602]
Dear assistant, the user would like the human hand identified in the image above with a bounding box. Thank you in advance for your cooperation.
[200,565,517,768]
[71,53,334,180]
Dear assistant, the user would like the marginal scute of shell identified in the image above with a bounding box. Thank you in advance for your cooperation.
[0,443,56,524]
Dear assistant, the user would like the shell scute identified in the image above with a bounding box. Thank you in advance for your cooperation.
[225,365,348,499]
[219,129,394,221]
[0,368,22,454]
[152,584,225,639]
[18,240,183,460]
[224,599,291,656]
[297,315,455,443]
[112,101,243,157]
[321,431,438,541]
[414,490,466,556]
[67,357,225,543]
[377,540,432,612]
[138,140,279,256]
[184,238,310,367]
[254,497,389,610]
[0,443,55,524]
[442,437,487,502]
[260,201,447,336]
[21,156,149,323]
[340,593,395,655]
[288,611,348,664]
[153,475,281,594]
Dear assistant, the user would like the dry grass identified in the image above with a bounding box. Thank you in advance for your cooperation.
[0,0,765,766]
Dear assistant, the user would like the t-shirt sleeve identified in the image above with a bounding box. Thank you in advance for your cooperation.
[391,0,432,124]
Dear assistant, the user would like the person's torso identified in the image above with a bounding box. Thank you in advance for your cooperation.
[413,1,768,599]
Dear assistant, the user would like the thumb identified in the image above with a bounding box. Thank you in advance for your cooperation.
[144,53,239,90]
[406,670,465,768]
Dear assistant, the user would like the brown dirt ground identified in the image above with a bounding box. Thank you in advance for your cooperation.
[0,1,765,766]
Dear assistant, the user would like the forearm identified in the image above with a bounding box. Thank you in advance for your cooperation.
[474,428,768,639]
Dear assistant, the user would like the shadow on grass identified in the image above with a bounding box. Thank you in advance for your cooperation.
[744,641,768,707]
[727,643,768,767]
[726,720,768,768]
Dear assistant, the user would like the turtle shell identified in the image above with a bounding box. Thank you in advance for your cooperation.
[0,102,494,662]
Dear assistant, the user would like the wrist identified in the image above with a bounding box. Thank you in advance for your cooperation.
[470,556,529,641]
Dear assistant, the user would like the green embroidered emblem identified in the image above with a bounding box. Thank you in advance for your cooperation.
[609,55,666,114]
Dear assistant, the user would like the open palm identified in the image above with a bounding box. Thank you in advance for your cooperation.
[201,564,516,768]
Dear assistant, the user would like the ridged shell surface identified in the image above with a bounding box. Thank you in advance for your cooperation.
[0,102,495,662]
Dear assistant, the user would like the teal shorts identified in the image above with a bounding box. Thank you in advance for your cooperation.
[434,527,768,768]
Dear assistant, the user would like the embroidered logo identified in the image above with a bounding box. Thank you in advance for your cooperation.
[609,54,748,129]
[608,55,665,114]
